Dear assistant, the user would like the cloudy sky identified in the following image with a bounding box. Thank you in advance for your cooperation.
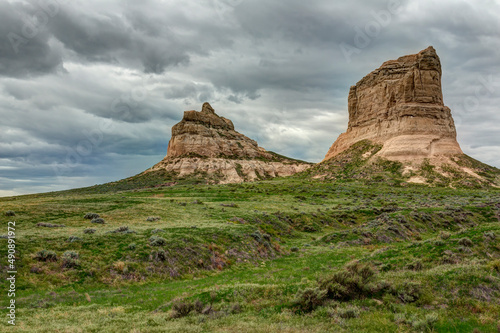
[1,0,499,196]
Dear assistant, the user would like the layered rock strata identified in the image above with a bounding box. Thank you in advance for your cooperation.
[324,46,463,162]
[149,103,311,183]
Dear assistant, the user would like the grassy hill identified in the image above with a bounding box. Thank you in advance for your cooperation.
[304,140,500,188]
[1,176,499,332]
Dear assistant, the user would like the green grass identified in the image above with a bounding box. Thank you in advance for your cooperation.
[1,178,499,332]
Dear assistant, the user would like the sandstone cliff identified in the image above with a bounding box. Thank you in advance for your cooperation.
[324,46,462,162]
[319,47,499,187]
[149,103,311,183]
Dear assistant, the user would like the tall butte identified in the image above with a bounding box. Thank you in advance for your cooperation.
[149,102,311,183]
[320,46,499,186]
[324,46,462,162]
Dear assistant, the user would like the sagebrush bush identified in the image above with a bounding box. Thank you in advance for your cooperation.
[171,299,194,318]
[439,231,451,240]
[91,218,105,224]
[458,237,473,247]
[228,303,242,314]
[146,216,161,222]
[290,247,299,252]
[337,305,361,319]
[84,213,100,220]
[35,250,57,262]
[220,203,238,207]
[113,261,126,273]
[411,313,438,331]
[488,259,500,272]
[483,232,496,240]
[406,260,423,271]
[433,240,445,246]
[62,251,79,268]
[149,235,167,246]
[37,222,65,228]
[294,287,327,312]
[68,236,81,242]
[108,226,135,234]
[5,210,16,217]
[319,261,388,301]
[194,299,204,313]
[393,281,421,303]
[128,243,136,250]
[83,228,96,234]
[156,249,167,261]
[441,250,459,264]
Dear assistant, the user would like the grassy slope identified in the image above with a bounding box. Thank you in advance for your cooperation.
[304,140,500,188]
[1,177,499,332]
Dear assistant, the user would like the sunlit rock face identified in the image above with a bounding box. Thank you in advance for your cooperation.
[324,46,462,162]
[150,103,311,183]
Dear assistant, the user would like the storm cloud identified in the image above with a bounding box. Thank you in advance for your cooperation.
[1,0,499,196]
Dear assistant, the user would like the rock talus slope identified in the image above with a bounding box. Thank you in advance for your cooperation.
[149,103,311,183]
[324,46,462,162]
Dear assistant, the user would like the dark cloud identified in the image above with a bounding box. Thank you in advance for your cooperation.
[0,1,64,77]
[0,0,499,196]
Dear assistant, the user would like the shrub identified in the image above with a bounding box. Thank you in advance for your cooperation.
[228,303,242,314]
[149,236,167,246]
[484,232,496,240]
[108,226,135,234]
[337,305,361,319]
[151,228,164,234]
[194,299,204,313]
[290,247,299,252]
[439,231,451,240]
[156,249,167,261]
[192,200,203,205]
[5,210,16,217]
[91,218,105,224]
[440,249,460,264]
[393,282,421,303]
[220,203,238,208]
[146,216,161,222]
[68,236,82,242]
[83,228,96,234]
[458,237,473,247]
[229,217,246,224]
[128,243,136,250]
[433,240,445,246]
[113,261,126,273]
[411,313,438,331]
[294,287,327,312]
[62,251,79,268]
[171,299,194,318]
[488,259,500,272]
[35,250,57,262]
[84,213,100,220]
[37,223,65,228]
[406,260,423,271]
[319,261,386,301]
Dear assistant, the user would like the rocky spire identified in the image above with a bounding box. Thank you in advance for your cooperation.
[324,46,462,161]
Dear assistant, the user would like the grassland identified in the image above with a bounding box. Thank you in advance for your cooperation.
[1,177,499,332]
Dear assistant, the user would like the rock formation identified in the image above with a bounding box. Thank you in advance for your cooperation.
[149,103,311,183]
[318,46,500,187]
[166,102,272,159]
[324,46,463,162]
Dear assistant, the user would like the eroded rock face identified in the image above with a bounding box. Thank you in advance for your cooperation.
[166,102,271,159]
[150,103,311,183]
[324,46,462,162]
